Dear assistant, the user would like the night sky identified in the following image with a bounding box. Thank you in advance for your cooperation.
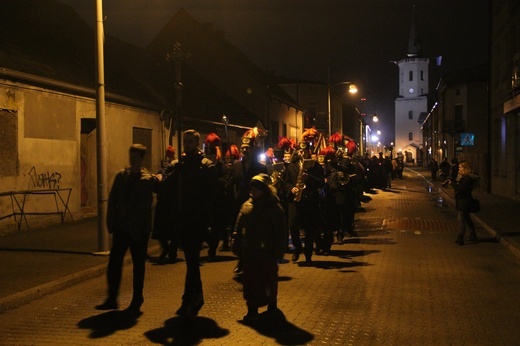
[58,0,489,142]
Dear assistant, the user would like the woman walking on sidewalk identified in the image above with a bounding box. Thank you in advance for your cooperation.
[450,161,479,245]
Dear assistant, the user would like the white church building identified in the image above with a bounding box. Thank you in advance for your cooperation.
[394,11,429,165]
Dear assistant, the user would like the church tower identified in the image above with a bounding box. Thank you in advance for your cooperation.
[394,6,429,164]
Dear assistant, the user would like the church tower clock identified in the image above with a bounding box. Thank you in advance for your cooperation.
[394,6,429,164]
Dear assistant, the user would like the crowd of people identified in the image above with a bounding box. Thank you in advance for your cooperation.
[95,127,405,321]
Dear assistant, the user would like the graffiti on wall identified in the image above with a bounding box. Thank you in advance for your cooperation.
[28,166,62,189]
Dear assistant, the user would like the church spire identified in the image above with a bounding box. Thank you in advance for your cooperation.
[407,4,421,57]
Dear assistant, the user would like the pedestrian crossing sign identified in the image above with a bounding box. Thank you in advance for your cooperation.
[461,133,474,146]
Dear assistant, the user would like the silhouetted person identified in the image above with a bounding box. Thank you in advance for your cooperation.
[151,145,178,263]
[171,129,218,319]
[451,161,479,245]
[96,144,156,312]
[233,174,287,321]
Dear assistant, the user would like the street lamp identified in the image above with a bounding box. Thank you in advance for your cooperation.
[327,81,358,136]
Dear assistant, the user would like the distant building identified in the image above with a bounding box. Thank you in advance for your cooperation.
[278,78,363,148]
[421,64,489,190]
[0,2,301,234]
[394,8,429,165]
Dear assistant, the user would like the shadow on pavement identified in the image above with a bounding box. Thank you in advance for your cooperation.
[329,249,381,258]
[77,309,143,338]
[0,247,93,255]
[144,316,229,345]
[238,309,314,345]
[298,259,370,270]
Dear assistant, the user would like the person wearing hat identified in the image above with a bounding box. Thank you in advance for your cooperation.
[96,144,157,312]
[281,139,325,265]
[230,129,268,275]
[316,146,339,255]
[204,133,232,259]
[232,173,287,322]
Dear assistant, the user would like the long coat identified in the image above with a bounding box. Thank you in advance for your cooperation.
[106,167,155,240]
[451,174,478,212]
[234,194,287,263]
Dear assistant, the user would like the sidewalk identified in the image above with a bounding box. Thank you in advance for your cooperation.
[409,166,520,258]
[0,218,160,312]
[1,166,520,313]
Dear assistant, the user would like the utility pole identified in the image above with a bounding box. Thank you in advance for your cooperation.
[94,0,109,254]
[166,41,191,152]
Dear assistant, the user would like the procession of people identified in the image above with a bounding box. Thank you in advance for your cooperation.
[97,126,394,321]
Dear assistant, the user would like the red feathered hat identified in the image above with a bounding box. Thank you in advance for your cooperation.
[301,127,319,144]
[241,127,262,148]
[346,139,358,156]
[278,136,295,153]
[204,133,222,160]
[225,144,240,161]
[328,132,343,149]
[320,146,336,161]
[165,145,175,159]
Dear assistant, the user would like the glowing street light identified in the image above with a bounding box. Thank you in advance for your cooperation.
[327,76,358,136]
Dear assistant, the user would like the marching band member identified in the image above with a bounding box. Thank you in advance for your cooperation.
[281,130,325,265]
[316,146,338,255]
[329,133,358,242]
[230,128,268,275]
[204,133,232,259]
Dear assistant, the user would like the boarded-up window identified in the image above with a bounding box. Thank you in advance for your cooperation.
[0,110,18,176]
[24,93,75,140]
[132,127,152,170]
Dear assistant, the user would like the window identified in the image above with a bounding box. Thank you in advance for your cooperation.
[132,127,152,170]
[271,121,279,144]
[282,123,287,137]
[409,132,413,141]
[409,70,413,81]
[454,104,463,121]
[420,70,424,81]
[0,110,18,176]
[304,107,317,128]
[408,111,413,120]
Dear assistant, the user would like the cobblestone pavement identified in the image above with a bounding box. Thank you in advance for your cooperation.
[1,169,520,345]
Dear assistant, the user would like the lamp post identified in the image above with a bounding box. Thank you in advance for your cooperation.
[94,0,109,254]
[166,41,191,152]
[327,81,358,136]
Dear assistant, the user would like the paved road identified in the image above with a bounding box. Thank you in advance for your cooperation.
[1,169,519,345]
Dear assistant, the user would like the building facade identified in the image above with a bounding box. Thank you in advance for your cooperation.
[394,11,429,165]
[490,0,520,199]
[422,65,489,190]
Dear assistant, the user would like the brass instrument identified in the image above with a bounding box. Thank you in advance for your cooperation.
[337,170,350,186]
[270,162,285,186]
[294,156,306,202]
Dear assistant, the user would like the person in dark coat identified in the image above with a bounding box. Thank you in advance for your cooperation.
[317,147,339,254]
[450,161,479,245]
[204,133,232,260]
[171,129,218,319]
[450,157,459,181]
[96,144,156,312]
[230,129,268,275]
[282,140,325,265]
[232,173,287,322]
[439,157,450,182]
[151,145,178,263]
[428,158,439,181]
